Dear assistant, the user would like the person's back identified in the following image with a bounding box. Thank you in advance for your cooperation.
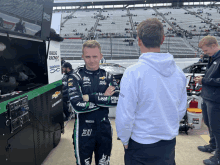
[122,52,186,143]
[116,18,187,165]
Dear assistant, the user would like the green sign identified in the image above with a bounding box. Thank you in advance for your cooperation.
[0,80,62,114]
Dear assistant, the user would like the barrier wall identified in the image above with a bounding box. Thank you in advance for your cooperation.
[66,58,200,117]
[66,58,200,70]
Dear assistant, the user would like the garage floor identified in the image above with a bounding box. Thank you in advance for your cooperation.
[42,118,212,165]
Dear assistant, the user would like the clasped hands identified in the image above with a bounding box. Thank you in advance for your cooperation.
[193,76,203,85]
[82,86,116,102]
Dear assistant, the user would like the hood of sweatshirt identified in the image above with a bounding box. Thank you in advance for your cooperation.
[138,52,177,77]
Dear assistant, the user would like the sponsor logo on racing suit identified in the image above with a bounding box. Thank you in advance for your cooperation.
[89,103,96,108]
[82,129,92,136]
[83,76,90,82]
[99,80,106,85]
[99,76,106,80]
[99,154,110,165]
[77,102,87,107]
[111,96,118,103]
[85,120,95,123]
[98,96,108,101]
[85,157,90,165]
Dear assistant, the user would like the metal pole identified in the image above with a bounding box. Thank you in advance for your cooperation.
[110,34,112,60]
[168,36,170,53]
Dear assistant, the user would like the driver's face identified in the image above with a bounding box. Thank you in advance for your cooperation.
[201,45,216,56]
[82,47,103,71]
[62,67,67,74]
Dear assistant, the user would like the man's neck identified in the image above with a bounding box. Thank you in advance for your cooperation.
[140,47,160,54]
[85,66,99,71]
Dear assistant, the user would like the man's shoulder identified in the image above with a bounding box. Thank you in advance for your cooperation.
[99,68,113,80]
[70,70,82,81]
[125,62,143,74]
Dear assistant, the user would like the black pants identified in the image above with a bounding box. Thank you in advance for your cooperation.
[202,98,220,155]
[72,114,112,165]
[125,138,176,165]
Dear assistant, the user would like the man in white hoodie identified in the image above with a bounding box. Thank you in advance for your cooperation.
[115,18,187,165]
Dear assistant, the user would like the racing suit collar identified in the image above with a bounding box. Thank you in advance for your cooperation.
[84,65,100,75]
[212,50,220,59]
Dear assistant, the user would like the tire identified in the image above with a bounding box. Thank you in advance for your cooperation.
[53,123,61,148]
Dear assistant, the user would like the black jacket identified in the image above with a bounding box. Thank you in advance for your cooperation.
[62,69,74,101]
[67,65,119,114]
[201,50,220,103]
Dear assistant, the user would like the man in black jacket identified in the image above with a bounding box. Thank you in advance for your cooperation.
[67,40,119,165]
[62,62,73,121]
[194,35,220,165]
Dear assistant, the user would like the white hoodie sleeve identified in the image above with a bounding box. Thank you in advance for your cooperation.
[178,79,187,122]
[115,69,138,145]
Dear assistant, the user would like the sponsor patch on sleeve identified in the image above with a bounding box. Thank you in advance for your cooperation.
[68,82,73,86]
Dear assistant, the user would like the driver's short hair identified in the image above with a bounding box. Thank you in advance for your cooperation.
[82,40,101,54]
[199,35,218,48]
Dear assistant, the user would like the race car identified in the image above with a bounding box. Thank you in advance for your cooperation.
[75,63,126,86]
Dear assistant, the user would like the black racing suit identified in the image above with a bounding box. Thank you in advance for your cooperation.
[62,69,74,119]
[67,65,119,165]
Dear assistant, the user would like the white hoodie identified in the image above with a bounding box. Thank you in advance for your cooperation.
[115,52,187,145]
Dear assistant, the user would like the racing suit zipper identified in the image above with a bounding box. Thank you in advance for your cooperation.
[92,73,101,137]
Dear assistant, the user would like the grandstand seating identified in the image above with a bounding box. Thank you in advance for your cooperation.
[61,11,96,35]
[159,8,208,35]
[60,6,220,59]
[129,8,172,33]
[60,36,196,59]
[187,6,220,25]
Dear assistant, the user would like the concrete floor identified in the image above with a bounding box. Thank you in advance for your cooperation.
[42,119,212,165]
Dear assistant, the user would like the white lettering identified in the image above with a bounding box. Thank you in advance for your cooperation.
[89,103,96,108]
[83,76,90,81]
[82,129,92,136]
[111,96,118,103]
[98,96,108,101]
[77,102,86,107]
[99,81,106,85]
[85,120,95,123]
[99,154,110,165]
[85,157,90,165]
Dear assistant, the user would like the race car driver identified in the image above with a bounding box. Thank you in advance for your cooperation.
[67,40,119,165]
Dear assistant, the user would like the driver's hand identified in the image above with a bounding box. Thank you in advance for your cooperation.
[104,86,115,96]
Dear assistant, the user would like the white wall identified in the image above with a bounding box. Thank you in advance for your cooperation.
[66,58,200,70]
